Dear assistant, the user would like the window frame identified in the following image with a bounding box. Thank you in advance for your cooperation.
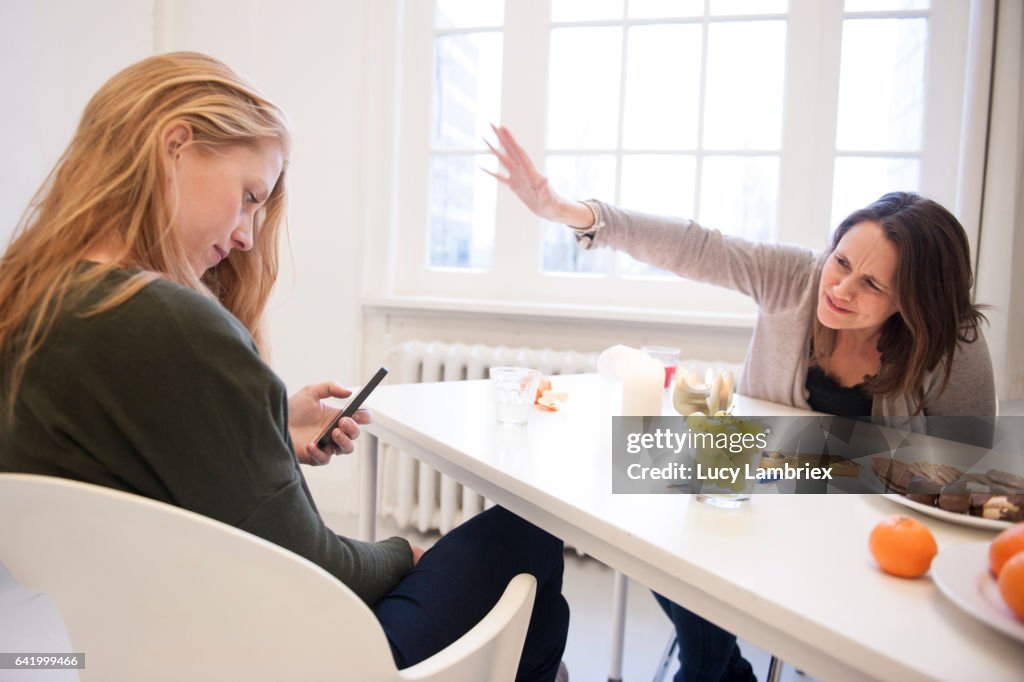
[387,0,976,319]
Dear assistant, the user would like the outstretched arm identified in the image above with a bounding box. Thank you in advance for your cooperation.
[486,125,819,311]
[485,124,595,228]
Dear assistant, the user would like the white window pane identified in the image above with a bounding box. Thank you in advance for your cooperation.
[547,28,623,149]
[710,0,788,15]
[542,154,616,273]
[435,0,504,29]
[432,33,503,148]
[623,24,702,149]
[845,0,929,11]
[830,157,919,232]
[836,19,926,151]
[699,156,779,242]
[620,155,696,218]
[619,155,697,276]
[628,0,702,19]
[429,154,497,269]
[703,21,786,150]
[551,0,623,23]
[542,223,609,274]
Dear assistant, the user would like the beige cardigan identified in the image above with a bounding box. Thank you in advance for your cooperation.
[583,201,996,417]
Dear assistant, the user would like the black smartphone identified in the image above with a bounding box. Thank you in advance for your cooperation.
[313,367,389,451]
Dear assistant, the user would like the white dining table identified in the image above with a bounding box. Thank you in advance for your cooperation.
[358,374,1024,682]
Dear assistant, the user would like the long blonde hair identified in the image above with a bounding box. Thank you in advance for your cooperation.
[0,52,290,419]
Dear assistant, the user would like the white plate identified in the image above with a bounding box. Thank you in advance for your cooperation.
[885,494,1012,531]
[933,543,1024,644]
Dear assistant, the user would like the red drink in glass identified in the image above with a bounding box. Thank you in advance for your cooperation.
[641,346,681,390]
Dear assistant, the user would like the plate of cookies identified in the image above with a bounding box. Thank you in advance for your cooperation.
[885,494,1013,531]
[873,458,1023,531]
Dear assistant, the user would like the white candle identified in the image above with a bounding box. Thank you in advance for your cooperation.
[621,353,665,416]
[598,345,667,416]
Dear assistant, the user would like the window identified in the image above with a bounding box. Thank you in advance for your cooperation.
[392,0,976,318]
[429,1,504,270]
[543,1,787,278]
[831,0,932,229]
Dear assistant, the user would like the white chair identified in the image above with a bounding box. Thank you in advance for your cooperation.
[0,473,536,682]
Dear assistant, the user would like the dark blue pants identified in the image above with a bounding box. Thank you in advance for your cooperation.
[654,593,756,682]
[373,506,569,682]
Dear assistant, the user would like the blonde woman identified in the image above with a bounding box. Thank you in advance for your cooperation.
[0,54,568,682]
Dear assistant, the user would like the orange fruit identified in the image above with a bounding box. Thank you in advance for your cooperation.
[998,552,1024,621]
[989,522,1024,578]
[868,514,938,578]
[535,377,552,402]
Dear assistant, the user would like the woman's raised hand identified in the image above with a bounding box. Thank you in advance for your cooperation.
[485,124,595,229]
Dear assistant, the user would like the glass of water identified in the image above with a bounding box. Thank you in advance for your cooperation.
[489,367,542,425]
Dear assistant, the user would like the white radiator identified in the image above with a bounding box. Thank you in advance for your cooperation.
[379,340,599,535]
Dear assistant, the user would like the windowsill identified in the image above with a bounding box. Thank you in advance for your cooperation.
[361,295,757,329]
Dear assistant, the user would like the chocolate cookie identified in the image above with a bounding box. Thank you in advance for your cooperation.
[873,457,913,494]
[934,464,964,486]
[906,476,942,506]
[907,461,962,486]
[982,495,1024,522]
[938,480,972,514]
[910,462,940,484]
[987,469,1024,493]
[969,493,993,516]
[957,473,1011,495]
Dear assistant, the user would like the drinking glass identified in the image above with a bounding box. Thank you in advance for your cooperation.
[695,451,760,508]
[489,367,542,425]
[690,414,764,508]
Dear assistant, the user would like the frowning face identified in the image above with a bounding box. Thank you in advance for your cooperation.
[816,221,900,334]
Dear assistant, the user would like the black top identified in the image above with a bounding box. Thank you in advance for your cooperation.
[805,365,873,416]
[0,266,411,604]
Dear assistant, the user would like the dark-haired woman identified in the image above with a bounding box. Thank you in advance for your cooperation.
[487,125,995,682]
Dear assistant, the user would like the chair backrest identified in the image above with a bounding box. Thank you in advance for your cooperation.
[0,474,536,682]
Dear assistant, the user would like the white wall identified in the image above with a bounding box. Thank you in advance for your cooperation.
[0,0,154,245]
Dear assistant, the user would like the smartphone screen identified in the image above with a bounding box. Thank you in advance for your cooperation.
[314,367,389,451]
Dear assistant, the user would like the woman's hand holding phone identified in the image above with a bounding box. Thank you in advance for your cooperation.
[287,381,372,466]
